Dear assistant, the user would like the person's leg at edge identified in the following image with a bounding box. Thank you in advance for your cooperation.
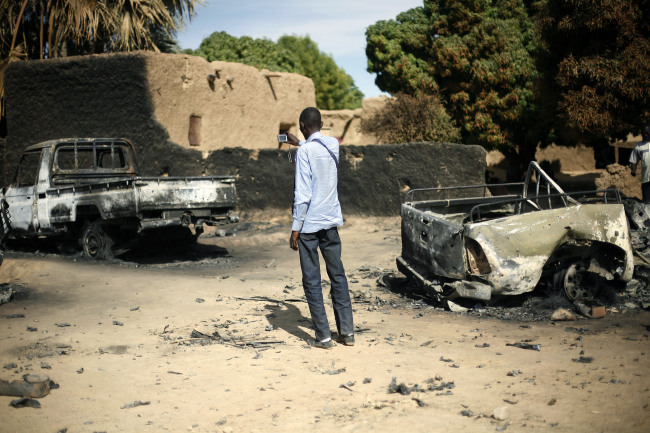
[319,227,354,337]
[298,232,332,342]
[642,182,650,203]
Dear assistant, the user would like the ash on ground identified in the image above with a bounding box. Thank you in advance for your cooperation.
[379,264,650,322]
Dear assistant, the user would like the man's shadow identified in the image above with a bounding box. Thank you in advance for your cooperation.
[258,298,314,342]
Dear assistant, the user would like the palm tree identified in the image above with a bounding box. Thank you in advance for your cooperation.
[0,0,202,115]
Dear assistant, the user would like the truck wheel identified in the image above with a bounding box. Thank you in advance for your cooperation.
[82,222,113,260]
[553,260,595,302]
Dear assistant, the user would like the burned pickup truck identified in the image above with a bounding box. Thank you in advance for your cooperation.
[3,138,238,259]
[397,162,634,304]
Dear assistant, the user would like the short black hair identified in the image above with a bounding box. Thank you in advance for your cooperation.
[300,107,321,129]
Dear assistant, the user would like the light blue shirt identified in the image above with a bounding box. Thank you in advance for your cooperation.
[292,131,343,233]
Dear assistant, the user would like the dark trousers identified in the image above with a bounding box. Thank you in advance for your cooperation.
[298,227,354,341]
[643,182,650,203]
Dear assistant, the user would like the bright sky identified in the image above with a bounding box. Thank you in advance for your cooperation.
[175,0,424,99]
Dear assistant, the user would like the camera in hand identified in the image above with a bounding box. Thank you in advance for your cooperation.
[277,134,288,143]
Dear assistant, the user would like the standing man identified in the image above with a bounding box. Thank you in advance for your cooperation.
[629,122,650,202]
[286,107,355,349]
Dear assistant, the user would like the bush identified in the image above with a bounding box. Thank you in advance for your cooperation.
[360,94,461,144]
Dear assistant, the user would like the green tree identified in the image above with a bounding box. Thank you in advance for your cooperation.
[192,32,363,110]
[366,0,538,152]
[193,31,304,74]
[360,93,461,144]
[278,35,363,110]
[537,0,650,142]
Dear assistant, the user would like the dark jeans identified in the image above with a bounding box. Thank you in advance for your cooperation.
[643,182,650,203]
[298,227,354,341]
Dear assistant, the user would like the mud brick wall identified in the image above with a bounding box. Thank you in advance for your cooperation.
[205,142,486,216]
[2,52,314,185]
[2,53,485,216]
[2,53,200,185]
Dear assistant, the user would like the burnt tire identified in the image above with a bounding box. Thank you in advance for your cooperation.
[81,222,114,260]
[553,260,596,302]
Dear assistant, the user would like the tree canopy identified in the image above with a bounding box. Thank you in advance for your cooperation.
[0,0,199,59]
[537,0,650,142]
[191,32,363,110]
[360,93,461,144]
[0,0,200,118]
[366,0,650,152]
[366,0,538,152]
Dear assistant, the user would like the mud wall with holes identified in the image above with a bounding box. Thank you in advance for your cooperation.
[204,142,487,215]
[1,52,486,215]
[1,52,314,184]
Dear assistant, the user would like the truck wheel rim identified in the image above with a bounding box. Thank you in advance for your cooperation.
[563,261,594,301]
[85,233,101,257]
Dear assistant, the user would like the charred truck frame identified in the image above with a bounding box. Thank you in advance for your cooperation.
[3,138,238,259]
[398,162,634,303]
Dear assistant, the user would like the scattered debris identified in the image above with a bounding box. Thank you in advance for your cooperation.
[447,300,469,313]
[565,327,593,335]
[387,377,455,396]
[121,400,150,409]
[551,308,577,321]
[506,342,541,351]
[591,305,606,319]
[0,285,13,305]
[493,406,509,421]
[507,369,522,377]
[0,374,57,398]
[412,397,427,407]
[98,345,127,355]
[9,397,41,409]
[3,363,17,370]
[112,320,123,326]
[460,409,474,417]
[572,356,594,363]
[180,328,284,349]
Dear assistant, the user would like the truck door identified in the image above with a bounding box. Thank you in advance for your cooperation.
[4,150,42,233]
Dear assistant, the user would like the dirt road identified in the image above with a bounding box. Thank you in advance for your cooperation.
[0,217,648,433]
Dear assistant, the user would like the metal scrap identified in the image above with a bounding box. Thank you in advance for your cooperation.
[506,342,541,351]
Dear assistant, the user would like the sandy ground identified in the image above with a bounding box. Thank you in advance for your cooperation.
[0,216,649,433]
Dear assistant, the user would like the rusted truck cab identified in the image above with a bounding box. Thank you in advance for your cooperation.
[3,138,238,258]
